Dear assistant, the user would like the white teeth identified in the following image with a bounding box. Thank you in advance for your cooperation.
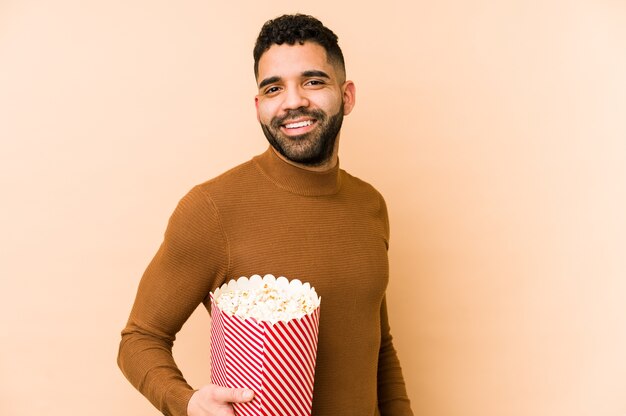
[284,120,313,129]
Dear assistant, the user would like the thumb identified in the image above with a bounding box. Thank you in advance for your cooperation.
[211,385,255,403]
[231,388,255,403]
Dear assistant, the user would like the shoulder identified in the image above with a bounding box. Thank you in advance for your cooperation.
[194,159,258,194]
[171,158,257,220]
[339,169,390,243]
[340,169,387,206]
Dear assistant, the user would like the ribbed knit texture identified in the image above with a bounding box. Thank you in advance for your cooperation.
[118,147,413,416]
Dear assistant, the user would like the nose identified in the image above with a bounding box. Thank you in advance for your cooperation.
[281,85,309,111]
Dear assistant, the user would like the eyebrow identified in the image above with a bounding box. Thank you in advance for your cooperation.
[302,70,330,79]
[258,70,331,90]
[258,76,280,89]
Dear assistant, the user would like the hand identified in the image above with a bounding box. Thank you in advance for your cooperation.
[187,384,255,416]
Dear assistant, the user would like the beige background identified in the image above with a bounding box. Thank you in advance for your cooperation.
[1,0,625,415]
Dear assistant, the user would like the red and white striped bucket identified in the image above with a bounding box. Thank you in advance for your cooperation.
[210,294,321,416]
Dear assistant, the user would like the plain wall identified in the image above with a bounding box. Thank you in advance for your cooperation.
[1,0,625,415]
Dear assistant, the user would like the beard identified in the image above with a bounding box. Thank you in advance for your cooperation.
[260,104,344,167]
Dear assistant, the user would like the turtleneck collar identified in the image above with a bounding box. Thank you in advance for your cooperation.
[252,147,342,196]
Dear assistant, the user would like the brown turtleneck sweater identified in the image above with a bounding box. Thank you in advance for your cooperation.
[118,147,413,416]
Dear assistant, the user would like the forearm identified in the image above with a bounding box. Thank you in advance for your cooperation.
[118,329,195,416]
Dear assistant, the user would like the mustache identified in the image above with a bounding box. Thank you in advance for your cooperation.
[271,108,326,128]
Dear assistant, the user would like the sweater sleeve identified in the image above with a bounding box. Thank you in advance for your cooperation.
[117,186,229,416]
[377,296,414,415]
[376,193,414,415]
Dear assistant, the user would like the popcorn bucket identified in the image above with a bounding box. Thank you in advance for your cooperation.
[210,275,321,416]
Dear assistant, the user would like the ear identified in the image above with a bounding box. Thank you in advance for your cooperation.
[254,96,260,122]
[342,81,356,115]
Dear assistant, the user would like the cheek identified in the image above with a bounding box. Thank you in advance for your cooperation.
[314,92,343,115]
[319,99,342,116]
[256,101,277,124]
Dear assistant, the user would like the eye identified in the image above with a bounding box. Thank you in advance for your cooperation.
[305,79,325,87]
[264,86,281,95]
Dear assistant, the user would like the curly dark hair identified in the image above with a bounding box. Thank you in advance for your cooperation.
[253,14,346,80]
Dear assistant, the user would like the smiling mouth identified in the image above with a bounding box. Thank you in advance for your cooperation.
[282,119,315,129]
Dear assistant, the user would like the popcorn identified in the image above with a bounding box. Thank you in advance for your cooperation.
[213,274,321,324]
[210,274,322,416]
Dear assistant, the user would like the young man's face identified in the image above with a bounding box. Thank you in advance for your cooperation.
[255,41,355,167]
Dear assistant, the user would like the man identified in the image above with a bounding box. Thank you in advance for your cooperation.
[118,14,413,416]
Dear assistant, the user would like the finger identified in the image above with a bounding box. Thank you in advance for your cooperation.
[210,385,255,403]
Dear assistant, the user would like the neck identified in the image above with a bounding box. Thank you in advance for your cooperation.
[253,146,342,196]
